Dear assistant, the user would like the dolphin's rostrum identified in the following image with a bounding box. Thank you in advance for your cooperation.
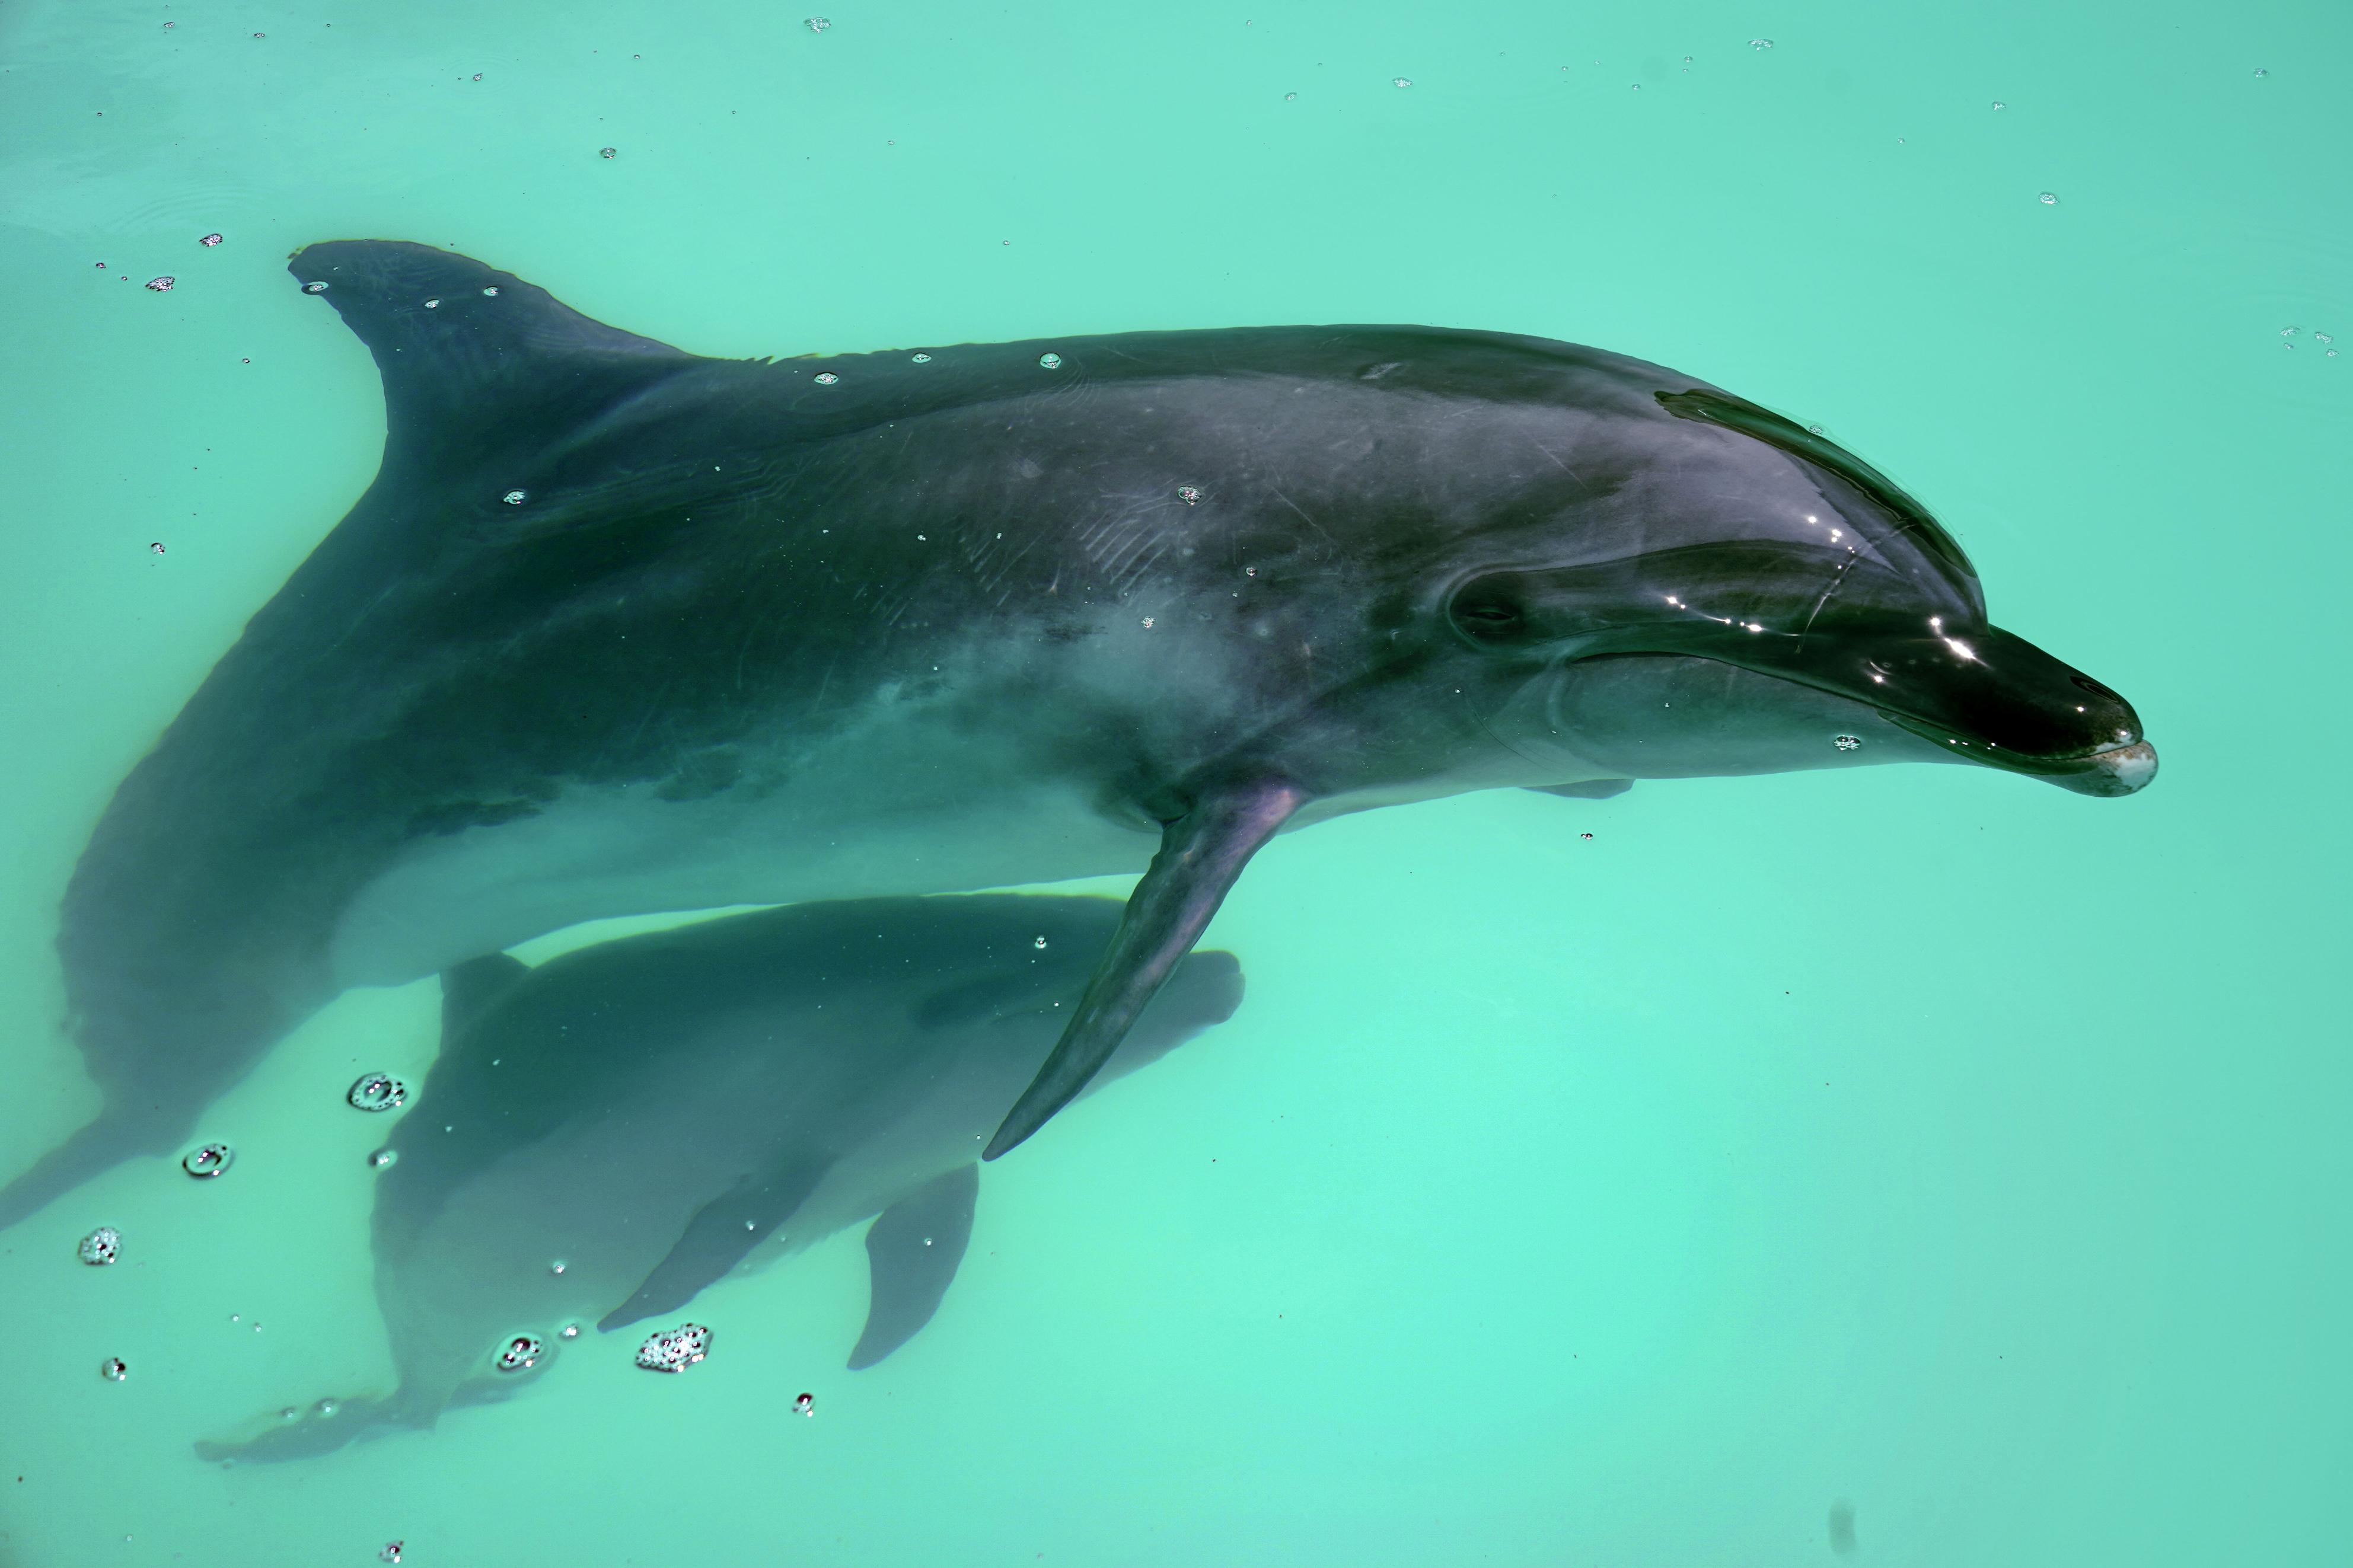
[0,240,2152,1227]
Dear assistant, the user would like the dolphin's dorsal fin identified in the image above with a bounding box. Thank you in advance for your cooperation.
[438,953,529,1040]
[288,240,698,477]
[849,1164,980,1370]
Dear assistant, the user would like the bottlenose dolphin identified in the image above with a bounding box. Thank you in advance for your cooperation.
[193,894,1242,1463]
[2,239,2154,1226]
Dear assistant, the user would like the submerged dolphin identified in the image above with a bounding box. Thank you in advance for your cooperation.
[195,894,1242,1464]
[3,239,2154,1226]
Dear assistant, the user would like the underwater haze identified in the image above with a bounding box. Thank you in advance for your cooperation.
[1,0,2346,1563]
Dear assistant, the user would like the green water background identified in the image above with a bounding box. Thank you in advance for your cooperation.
[1,0,2346,1562]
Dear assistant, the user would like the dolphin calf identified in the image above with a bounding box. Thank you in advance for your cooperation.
[193,893,1242,1464]
[2,239,2153,1225]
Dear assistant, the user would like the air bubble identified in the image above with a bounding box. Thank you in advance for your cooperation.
[2038,191,2058,205]
[145,276,175,292]
[600,146,617,159]
[814,372,839,385]
[1176,485,1202,504]
[347,1072,408,1112]
[1033,935,1048,949]
[79,1227,121,1266]
[302,281,329,293]
[560,1323,582,1339]
[806,15,831,31]
[182,1142,234,1179]
[2281,326,2300,336]
[550,1260,567,1275]
[1392,76,1412,88]
[503,490,527,505]
[1284,91,1297,100]
[149,542,166,555]
[2252,67,2267,76]
[1991,100,2006,110]
[1834,734,1862,751]
[199,232,223,247]
[380,1544,404,1565]
[911,352,932,362]
[495,1334,544,1372]
[101,1357,129,1382]
[1038,353,1063,369]
[314,1398,340,1417]
[483,286,499,296]
[369,1148,398,1170]
[279,1407,299,1422]
[794,1392,815,1416]
[635,1322,712,1372]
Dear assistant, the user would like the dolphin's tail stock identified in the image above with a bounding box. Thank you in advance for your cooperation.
[193,1393,426,1466]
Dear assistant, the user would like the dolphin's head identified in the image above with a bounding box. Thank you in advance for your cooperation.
[1433,379,2155,797]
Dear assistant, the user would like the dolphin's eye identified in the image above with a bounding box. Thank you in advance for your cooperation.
[1448,592,1526,643]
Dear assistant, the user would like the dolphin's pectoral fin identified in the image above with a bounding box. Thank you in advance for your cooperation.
[596,1157,833,1331]
[439,953,529,1037]
[286,239,696,482]
[847,1164,980,1370]
[984,778,1306,1160]
[1526,779,1635,800]
[193,1394,419,1467]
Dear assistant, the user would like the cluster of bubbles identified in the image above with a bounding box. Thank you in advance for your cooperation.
[635,1322,713,1372]
[1175,486,1203,505]
[805,15,830,30]
[815,372,840,385]
[182,1142,234,1179]
[503,489,528,505]
[495,1334,545,1373]
[145,276,174,292]
[1833,734,1863,752]
[200,232,223,247]
[79,1226,121,1265]
[347,1072,409,1112]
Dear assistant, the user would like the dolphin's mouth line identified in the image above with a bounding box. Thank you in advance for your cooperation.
[1875,710,2137,775]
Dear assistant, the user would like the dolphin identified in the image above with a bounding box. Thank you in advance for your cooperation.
[192,893,1242,1464]
[1,239,2153,1226]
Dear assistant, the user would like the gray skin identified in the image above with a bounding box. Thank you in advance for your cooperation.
[193,893,1243,1464]
[0,239,2153,1226]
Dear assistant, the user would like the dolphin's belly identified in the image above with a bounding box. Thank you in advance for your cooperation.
[327,726,1156,989]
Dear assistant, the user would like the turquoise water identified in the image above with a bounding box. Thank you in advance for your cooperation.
[1,0,2346,1561]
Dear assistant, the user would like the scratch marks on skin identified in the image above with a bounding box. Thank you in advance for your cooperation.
[1268,487,1338,553]
[1797,553,1861,646]
[1525,439,1589,491]
[1076,497,1178,599]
